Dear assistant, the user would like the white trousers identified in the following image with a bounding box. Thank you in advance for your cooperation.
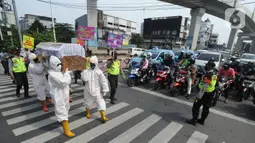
[84,94,106,111]
[52,92,70,122]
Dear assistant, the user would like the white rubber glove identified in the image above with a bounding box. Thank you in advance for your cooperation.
[65,68,72,74]
[103,92,107,96]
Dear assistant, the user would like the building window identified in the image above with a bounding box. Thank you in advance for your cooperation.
[108,22,113,25]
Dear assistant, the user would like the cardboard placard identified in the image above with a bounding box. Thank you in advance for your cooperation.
[61,56,86,72]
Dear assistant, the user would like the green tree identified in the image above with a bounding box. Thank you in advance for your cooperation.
[130,34,144,47]
[29,19,46,33]
[26,31,54,46]
[0,25,20,52]
[55,23,75,43]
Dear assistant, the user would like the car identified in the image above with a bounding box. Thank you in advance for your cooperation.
[195,51,225,70]
[128,49,175,68]
[128,48,146,57]
[239,53,255,64]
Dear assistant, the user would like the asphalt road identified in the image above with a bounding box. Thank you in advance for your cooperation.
[0,66,255,143]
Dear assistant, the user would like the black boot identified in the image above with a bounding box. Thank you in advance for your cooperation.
[197,119,205,125]
[186,119,197,126]
[110,100,115,104]
[186,94,190,99]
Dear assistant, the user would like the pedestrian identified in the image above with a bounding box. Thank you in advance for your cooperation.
[9,51,30,98]
[107,53,120,104]
[107,48,110,56]
[48,56,75,137]
[28,53,52,112]
[2,54,10,75]
[81,56,109,123]
[186,61,217,126]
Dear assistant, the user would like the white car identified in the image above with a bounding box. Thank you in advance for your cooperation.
[128,48,146,56]
[239,53,255,64]
[195,51,225,70]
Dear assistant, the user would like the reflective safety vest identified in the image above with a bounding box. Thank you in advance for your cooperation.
[107,60,120,75]
[182,59,190,66]
[199,75,217,93]
[85,57,90,69]
[12,57,26,73]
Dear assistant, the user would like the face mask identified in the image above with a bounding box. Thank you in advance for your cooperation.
[56,63,62,71]
[90,63,96,69]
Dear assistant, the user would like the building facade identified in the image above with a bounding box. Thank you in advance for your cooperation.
[198,18,214,49]
[1,11,15,25]
[209,33,219,44]
[19,14,56,30]
[142,16,190,48]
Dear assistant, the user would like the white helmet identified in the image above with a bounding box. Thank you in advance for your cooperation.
[147,52,152,58]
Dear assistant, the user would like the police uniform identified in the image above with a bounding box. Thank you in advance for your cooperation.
[11,56,29,97]
[188,71,217,125]
[107,59,120,104]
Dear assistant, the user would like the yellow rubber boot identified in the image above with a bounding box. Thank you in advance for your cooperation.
[62,120,75,137]
[100,110,108,123]
[86,108,91,119]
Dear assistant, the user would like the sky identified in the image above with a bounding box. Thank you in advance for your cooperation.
[7,0,255,44]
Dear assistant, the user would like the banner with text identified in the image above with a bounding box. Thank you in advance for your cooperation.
[77,26,95,40]
[107,33,123,48]
[23,35,34,49]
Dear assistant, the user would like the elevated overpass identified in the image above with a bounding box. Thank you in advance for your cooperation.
[159,0,255,50]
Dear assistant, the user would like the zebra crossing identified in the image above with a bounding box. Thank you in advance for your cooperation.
[0,73,211,143]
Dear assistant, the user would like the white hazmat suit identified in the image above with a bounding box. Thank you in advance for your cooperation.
[48,56,75,137]
[28,53,48,101]
[81,56,109,122]
[48,56,71,122]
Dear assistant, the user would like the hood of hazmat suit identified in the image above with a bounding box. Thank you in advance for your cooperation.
[81,56,109,97]
[28,53,48,101]
[48,56,71,122]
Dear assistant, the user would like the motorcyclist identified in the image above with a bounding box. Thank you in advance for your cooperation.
[218,62,236,103]
[237,62,255,102]
[185,59,197,99]
[161,53,176,86]
[178,51,185,62]
[147,52,153,63]
[187,59,217,126]
[179,52,193,68]
[139,53,149,80]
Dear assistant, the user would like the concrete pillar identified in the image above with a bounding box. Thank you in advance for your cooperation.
[87,0,98,49]
[188,7,205,50]
[251,40,255,54]
[227,28,238,51]
[235,36,243,52]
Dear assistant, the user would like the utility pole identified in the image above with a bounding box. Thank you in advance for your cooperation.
[50,0,56,42]
[12,0,22,48]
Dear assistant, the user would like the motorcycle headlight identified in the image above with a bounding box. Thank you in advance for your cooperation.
[130,69,137,74]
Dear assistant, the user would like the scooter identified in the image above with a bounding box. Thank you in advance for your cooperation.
[127,68,150,87]
[169,69,189,97]
[238,77,255,101]
[154,66,171,90]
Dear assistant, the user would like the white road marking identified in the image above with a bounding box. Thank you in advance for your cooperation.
[109,114,161,143]
[0,89,35,98]
[2,103,41,116]
[0,96,37,110]
[21,102,129,143]
[186,131,208,143]
[119,83,255,127]
[66,108,144,143]
[7,99,83,125]
[149,122,183,143]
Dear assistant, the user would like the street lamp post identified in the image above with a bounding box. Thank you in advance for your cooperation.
[50,0,56,42]
[12,0,22,48]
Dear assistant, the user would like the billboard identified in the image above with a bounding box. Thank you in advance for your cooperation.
[107,32,123,48]
[122,34,130,45]
[22,35,34,49]
[77,26,95,40]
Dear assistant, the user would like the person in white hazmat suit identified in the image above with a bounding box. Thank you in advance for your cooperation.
[48,56,75,137]
[28,53,52,112]
[81,56,109,123]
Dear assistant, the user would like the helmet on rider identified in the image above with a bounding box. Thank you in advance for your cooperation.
[247,61,253,67]
[186,52,192,59]
[223,62,230,70]
[188,59,195,65]
[147,52,152,59]
[205,59,216,71]
[141,53,147,59]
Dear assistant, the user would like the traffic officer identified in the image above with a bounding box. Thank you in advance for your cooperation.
[9,51,30,98]
[186,61,217,126]
[107,53,120,104]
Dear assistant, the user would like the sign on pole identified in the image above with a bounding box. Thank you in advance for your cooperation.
[22,35,34,49]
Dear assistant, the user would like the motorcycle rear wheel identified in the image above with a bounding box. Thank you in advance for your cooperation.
[170,86,180,97]
[154,81,161,90]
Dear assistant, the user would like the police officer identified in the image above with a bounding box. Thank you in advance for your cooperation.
[186,61,217,125]
[9,51,30,98]
[107,53,120,104]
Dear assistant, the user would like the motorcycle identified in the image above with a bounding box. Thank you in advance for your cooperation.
[239,77,255,101]
[211,76,233,106]
[154,66,171,90]
[127,68,151,87]
[169,69,189,97]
